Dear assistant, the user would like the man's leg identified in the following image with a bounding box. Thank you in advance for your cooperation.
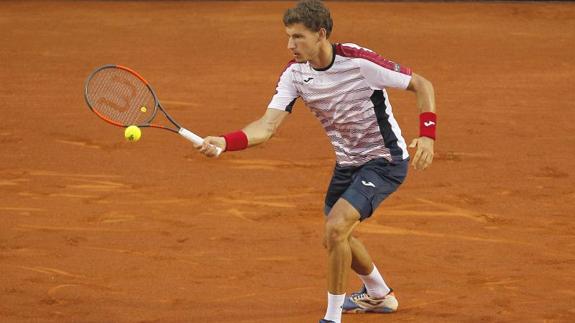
[322,228,374,278]
[349,236,391,298]
[322,198,360,323]
[349,236,373,275]
[326,198,360,293]
[342,233,398,315]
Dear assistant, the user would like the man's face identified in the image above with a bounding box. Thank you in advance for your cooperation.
[285,23,322,63]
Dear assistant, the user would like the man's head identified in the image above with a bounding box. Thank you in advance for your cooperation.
[283,0,333,63]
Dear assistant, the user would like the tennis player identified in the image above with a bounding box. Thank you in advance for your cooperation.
[196,1,436,322]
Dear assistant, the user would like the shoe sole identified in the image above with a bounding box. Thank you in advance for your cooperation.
[342,307,397,314]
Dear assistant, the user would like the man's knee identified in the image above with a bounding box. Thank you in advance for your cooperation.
[321,228,351,249]
[323,199,361,247]
[325,219,349,245]
[325,205,359,248]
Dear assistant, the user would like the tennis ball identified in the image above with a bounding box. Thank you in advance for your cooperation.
[124,125,141,142]
[140,106,147,113]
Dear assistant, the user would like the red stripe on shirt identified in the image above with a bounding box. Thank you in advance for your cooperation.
[335,43,412,76]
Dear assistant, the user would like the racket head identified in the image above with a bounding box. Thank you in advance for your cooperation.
[84,64,159,127]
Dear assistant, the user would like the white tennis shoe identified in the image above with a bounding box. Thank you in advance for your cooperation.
[342,286,398,313]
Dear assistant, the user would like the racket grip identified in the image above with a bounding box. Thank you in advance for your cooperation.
[178,128,222,156]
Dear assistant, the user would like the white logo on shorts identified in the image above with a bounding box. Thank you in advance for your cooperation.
[424,121,436,127]
[361,180,376,188]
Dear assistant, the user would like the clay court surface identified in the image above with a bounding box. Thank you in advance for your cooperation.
[1,1,574,322]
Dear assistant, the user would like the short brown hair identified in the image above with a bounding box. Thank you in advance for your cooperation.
[283,0,333,38]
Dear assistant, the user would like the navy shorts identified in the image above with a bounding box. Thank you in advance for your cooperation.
[324,158,409,221]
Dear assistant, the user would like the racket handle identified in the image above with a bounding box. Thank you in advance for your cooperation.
[178,128,223,156]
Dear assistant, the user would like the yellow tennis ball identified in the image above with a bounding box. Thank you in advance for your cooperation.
[124,125,141,142]
[140,106,147,113]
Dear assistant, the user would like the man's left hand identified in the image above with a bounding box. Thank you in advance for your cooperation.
[409,137,435,170]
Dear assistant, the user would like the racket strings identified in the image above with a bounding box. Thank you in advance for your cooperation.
[87,68,156,126]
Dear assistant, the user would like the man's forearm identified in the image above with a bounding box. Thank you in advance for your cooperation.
[407,73,437,141]
[414,77,435,113]
[221,108,288,150]
[242,117,277,147]
[408,73,435,113]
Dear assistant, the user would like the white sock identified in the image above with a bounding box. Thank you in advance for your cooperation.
[358,265,391,298]
[324,292,345,323]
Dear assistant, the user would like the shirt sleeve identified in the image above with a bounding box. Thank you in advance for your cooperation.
[267,62,299,113]
[357,53,412,90]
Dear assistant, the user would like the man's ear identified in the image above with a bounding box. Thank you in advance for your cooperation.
[318,28,327,41]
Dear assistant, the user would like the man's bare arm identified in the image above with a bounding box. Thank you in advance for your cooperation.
[197,108,290,157]
[407,73,436,170]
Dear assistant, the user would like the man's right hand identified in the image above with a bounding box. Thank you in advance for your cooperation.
[195,136,226,158]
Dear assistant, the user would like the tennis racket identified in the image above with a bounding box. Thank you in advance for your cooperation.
[83,64,222,156]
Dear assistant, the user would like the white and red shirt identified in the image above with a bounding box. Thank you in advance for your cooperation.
[268,43,412,167]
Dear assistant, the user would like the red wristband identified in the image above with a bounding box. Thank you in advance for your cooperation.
[419,112,437,140]
[222,130,248,152]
